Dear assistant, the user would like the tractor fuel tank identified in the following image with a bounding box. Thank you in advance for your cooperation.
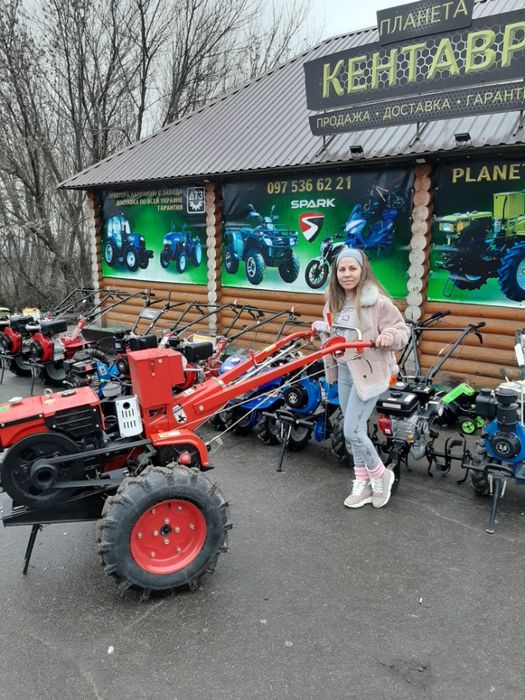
[127,347,186,409]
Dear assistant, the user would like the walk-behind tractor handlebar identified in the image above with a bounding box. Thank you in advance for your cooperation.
[0,329,371,596]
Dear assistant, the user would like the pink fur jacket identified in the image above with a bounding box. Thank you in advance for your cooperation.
[320,281,409,401]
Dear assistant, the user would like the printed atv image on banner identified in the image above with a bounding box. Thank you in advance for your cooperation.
[428,159,525,306]
[101,186,207,284]
[221,169,414,298]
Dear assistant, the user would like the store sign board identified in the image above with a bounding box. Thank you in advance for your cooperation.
[309,81,525,134]
[377,0,474,45]
[304,10,525,112]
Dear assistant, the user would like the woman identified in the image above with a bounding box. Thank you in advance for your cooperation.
[315,247,409,509]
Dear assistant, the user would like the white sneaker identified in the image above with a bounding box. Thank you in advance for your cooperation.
[370,469,395,508]
[344,479,373,508]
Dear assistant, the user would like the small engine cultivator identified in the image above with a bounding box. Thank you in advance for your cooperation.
[0,328,371,596]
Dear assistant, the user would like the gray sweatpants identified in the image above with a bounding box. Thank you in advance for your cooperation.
[337,362,381,468]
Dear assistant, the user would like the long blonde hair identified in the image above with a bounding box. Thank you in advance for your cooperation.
[325,249,390,326]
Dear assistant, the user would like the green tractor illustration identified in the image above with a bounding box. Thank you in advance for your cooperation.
[436,190,525,301]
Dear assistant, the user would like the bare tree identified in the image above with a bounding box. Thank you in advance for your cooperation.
[0,0,316,309]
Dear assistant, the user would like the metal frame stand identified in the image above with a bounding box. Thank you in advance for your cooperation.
[486,474,507,535]
[2,491,107,575]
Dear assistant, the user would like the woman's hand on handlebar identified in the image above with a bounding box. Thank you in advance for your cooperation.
[375,332,395,348]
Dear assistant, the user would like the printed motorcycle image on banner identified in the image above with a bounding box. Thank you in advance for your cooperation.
[428,159,525,306]
[100,186,207,284]
[221,169,414,298]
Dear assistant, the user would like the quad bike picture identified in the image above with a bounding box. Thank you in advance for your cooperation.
[305,203,398,290]
[436,189,525,301]
[223,204,300,285]
[104,214,153,272]
[160,227,203,273]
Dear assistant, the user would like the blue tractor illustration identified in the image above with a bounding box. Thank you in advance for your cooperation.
[160,226,203,273]
[223,204,300,285]
[104,214,153,272]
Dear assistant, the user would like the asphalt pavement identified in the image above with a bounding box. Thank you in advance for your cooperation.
[1,369,525,700]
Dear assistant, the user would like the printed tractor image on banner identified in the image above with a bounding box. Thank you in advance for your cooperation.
[428,159,525,307]
[221,169,414,297]
[101,187,207,284]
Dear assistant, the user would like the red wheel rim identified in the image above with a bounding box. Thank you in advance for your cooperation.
[130,499,207,574]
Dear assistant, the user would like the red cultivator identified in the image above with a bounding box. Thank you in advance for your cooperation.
[0,328,371,596]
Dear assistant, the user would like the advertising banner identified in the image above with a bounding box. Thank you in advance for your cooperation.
[428,158,525,306]
[221,169,414,298]
[100,186,207,284]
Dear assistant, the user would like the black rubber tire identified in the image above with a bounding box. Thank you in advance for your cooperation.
[191,242,202,267]
[125,246,139,272]
[256,414,281,445]
[138,251,150,270]
[384,455,401,496]
[441,224,490,290]
[104,240,117,267]
[274,419,311,451]
[40,362,66,387]
[470,444,490,496]
[305,259,329,289]
[497,242,525,302]
[176,252,187,274]
[160,249,171,269]
[231,408,253,436]
[331,410,354,468]
[459,416,477,435]
[97,464,230,593]
[209,409,234,431]
[9,355,32,377]
[278,253,300,283]
[245,251,265,285]
[471,470,490,496]
[224,246,239,274]
[0,431,83,508]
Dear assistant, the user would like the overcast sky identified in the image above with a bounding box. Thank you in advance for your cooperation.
[307,0,415,39]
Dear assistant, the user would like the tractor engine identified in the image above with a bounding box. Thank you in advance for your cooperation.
[376,384,441,460]
[0,387,106,509]
[0,315,35,355]
[27,319,68,363]
[476,387,525,463]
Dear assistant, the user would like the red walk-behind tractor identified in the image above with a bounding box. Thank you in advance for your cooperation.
[0,329,371,597]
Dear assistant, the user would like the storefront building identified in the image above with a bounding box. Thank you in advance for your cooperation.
[60,0,525,386]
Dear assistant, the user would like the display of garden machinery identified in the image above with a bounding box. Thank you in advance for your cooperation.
[257,357,344,472]
[63,291,187,396]
[453,328,525,534]
[0,327,371,595]
[0,289,101,382]
[26,289,151,389]
[0,314,37,378]
[223,204,300,285]
[371,317,485,485]
[436,189,525,300]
